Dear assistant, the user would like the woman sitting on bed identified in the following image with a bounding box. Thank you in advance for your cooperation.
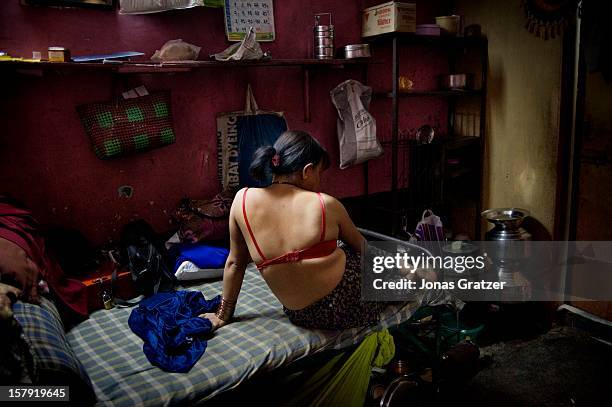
[201,130,387,331]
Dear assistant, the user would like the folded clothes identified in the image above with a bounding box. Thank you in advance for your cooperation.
[128,290,221,373]
[174,261,224,281]
[168,243,229,271]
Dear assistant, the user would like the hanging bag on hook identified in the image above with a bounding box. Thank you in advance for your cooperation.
[77,91,176,159]
[216,84,287,188]
[330,79,383,169]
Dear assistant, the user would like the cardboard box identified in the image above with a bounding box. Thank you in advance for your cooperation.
[362,2,416,37]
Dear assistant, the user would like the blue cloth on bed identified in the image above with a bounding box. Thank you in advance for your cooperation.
[128,290,221,373]
[168,243,229,271]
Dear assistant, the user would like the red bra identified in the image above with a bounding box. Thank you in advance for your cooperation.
[242,187,337,270]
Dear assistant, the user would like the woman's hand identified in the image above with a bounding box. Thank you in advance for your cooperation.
[0,283,21,320]
[199,312,229,331]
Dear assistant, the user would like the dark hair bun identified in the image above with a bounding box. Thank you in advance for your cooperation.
[249,130,330,183]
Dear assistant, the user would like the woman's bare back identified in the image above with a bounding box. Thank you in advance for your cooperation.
[234,184,347,310]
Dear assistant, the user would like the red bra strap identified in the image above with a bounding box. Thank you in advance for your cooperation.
[242,188,266,261]
[317,192,326,242]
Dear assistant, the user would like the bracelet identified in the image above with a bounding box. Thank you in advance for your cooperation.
[215,297,237,322]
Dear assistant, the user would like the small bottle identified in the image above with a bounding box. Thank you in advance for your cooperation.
[102,290,114,310]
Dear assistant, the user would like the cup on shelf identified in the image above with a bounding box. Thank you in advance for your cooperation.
[435,15,462,36]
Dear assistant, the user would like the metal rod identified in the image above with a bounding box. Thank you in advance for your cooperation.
[391,35,399,235]
[363,57,370,198]
[303,67,311,123]
[477,39,488,239]
[357,227,434,257]
[364,162,369,196]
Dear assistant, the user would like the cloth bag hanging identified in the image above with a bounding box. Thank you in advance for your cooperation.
[330,79,383,169]
[216,85,287,189]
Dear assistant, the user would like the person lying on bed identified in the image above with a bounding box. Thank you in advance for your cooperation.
[200,129,398,331]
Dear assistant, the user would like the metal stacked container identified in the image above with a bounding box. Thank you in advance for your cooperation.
[314,13,334,60]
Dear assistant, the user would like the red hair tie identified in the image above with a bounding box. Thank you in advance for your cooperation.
[271,154,281,167]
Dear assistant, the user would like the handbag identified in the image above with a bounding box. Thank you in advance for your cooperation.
[116,220,176,301]
[77,91,175,159]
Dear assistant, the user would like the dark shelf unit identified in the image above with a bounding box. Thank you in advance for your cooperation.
[362,33,488,239]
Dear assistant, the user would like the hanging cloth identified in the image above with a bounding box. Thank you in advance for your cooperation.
[283,329,395,407]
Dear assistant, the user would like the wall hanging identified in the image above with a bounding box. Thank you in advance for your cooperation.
[522,0,576,39]
[224,0,275,41]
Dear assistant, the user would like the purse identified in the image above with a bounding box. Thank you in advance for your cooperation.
[77,91,175,159]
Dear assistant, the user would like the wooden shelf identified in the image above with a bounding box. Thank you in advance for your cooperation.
[380,136,480,148]
[0,58,372,123]
[0,58,372,74]
[374,89,483,98]
[364,32,487,47]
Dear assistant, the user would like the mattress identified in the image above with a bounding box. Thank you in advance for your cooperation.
[66,264,420,406]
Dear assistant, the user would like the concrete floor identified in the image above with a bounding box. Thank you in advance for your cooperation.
[455,326,612,406]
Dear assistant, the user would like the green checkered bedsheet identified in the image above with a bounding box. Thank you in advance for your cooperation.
[66,265,420,406]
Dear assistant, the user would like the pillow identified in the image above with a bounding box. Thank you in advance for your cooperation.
[168,243,229,270]
[12,298,96,405]
[174,261,224,281]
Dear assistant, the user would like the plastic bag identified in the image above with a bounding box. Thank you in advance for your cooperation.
[330,79,383,169]
[151,39,201,62]
[119,0,222,14]
[213,27,263,61]
[413,209,444,241]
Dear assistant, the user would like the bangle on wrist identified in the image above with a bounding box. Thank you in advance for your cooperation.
[215,297,236,322]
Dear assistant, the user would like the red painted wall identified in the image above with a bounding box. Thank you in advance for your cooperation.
[0,0,451,244]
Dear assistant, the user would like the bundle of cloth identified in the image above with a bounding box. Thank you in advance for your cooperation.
[0,197,87,319]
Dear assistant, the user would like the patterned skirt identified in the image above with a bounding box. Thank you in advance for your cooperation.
[283,243,387,330]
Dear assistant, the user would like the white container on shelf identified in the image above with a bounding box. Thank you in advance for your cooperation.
[362,2,416,37]
[435,15,462,36]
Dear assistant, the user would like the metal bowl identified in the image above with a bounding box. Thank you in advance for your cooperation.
[344,43,371,59]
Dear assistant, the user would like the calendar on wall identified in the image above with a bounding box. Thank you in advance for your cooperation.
[224,0,276,42]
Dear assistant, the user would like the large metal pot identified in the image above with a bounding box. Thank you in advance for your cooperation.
[482,208,532,299]
[482,208,532,241]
